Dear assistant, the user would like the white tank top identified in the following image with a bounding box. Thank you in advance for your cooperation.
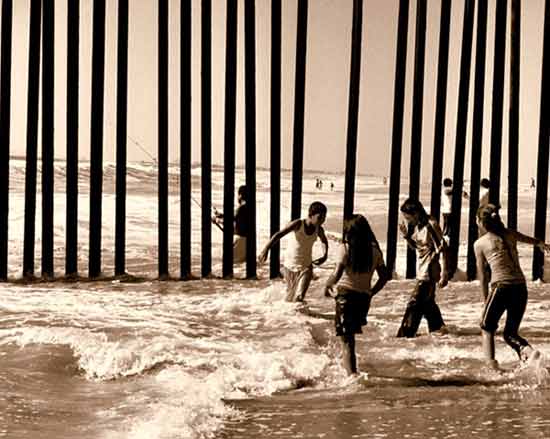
[441,188,452,214]
[284,220,318,271]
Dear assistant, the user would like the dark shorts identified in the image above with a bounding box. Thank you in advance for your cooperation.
[480,282,528,333]
[334,289,372,336]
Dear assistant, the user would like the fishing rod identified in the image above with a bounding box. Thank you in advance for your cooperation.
[190,194,224,232]
[106,116,225,232]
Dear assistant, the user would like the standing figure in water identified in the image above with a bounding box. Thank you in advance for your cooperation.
[397,198,449,337]
[441,178,453,239]
[324,214,390,375]
[212,185,249,263]
[474,204,550,367]
[258,202,329,302]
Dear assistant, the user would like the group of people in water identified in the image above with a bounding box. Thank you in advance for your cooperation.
[214,181,550,377]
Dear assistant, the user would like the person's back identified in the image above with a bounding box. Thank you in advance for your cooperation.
[441,188,452,215]
[234,202,248,237]
[474,231,525,285]
[338,242,383,293]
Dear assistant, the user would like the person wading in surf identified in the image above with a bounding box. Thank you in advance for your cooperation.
[212,185,249,263]
[397,198,449,337]
[474,204,550,368]
[324,214,390,375]
[258,202,329,302]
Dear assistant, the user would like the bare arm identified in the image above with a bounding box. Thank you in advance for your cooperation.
[258,219,301,264]
[428,219,449,288]
[324,262,345,297]
[474,242,490,301]
[509,229,550,252]
[371,263,390,296]
[313,226,329,266]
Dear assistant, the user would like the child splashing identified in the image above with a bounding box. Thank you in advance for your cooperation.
[323,214,390,376]
[474,204,550,368]
[258,202,329,302]
[397,198,449,337]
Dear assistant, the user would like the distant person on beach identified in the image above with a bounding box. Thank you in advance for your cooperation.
[530,177,536,189]
[441,178,453,239]
[397,198,449,337]
[442,178,470,239]
[479,178,491,207]
[212,185,249,263]
[258,202,329,302]
[330,182,334,191]
[323,214,390,376]
[441,178,469,277]
[474,204,550,368]
[383,176,387,185]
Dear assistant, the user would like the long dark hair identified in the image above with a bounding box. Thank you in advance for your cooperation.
[343,214,380,273]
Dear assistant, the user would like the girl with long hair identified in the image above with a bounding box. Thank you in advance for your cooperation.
[474,204,550,367]
[324,214,390,375]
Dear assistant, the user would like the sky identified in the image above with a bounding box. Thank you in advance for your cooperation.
[5,0,548,183]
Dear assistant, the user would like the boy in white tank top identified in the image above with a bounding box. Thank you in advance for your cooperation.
[258,202,329,302]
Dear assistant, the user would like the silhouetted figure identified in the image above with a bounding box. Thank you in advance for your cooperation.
[212,185,249,263]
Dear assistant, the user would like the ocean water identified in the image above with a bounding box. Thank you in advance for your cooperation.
[1,160,550,438]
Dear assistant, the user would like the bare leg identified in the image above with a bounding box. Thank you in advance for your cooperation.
[294,268,313,302]
[340,334,357,375]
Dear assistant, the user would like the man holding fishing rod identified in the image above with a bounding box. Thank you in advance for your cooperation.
[211,185,249,263]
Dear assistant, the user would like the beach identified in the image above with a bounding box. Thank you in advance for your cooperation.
[1,160,549,438]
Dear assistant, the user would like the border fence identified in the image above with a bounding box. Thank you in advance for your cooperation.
[0,0,549,282]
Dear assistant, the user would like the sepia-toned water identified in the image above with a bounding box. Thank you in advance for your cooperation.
[1,160,549,438]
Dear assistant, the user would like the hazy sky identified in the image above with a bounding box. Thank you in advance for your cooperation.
[6,0,548,183]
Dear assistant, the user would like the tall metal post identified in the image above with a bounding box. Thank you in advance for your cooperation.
[89,0,106,278]
[245,0,257,278]
[115,0,128,276]
[467,0,489,280]
[158,0,169,278]
[181,0,192,279]
[489,0,508,206]
[222,0,238,278]
[533,0,550,280]
[270,0,282,279]
[23,0,42,279]
[343,0,364,222]
[406,0,427,279]
[508,0,520,230]
[291,0,308,220]
[429,0,451,221]
[449,0,475,277]
[0,0,13,280]
[386,0,410,274]
[66,0,80,277]
[42,0,55,278]
[201,0,212,277]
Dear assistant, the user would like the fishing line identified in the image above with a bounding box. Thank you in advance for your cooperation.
[107,116,224,232]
